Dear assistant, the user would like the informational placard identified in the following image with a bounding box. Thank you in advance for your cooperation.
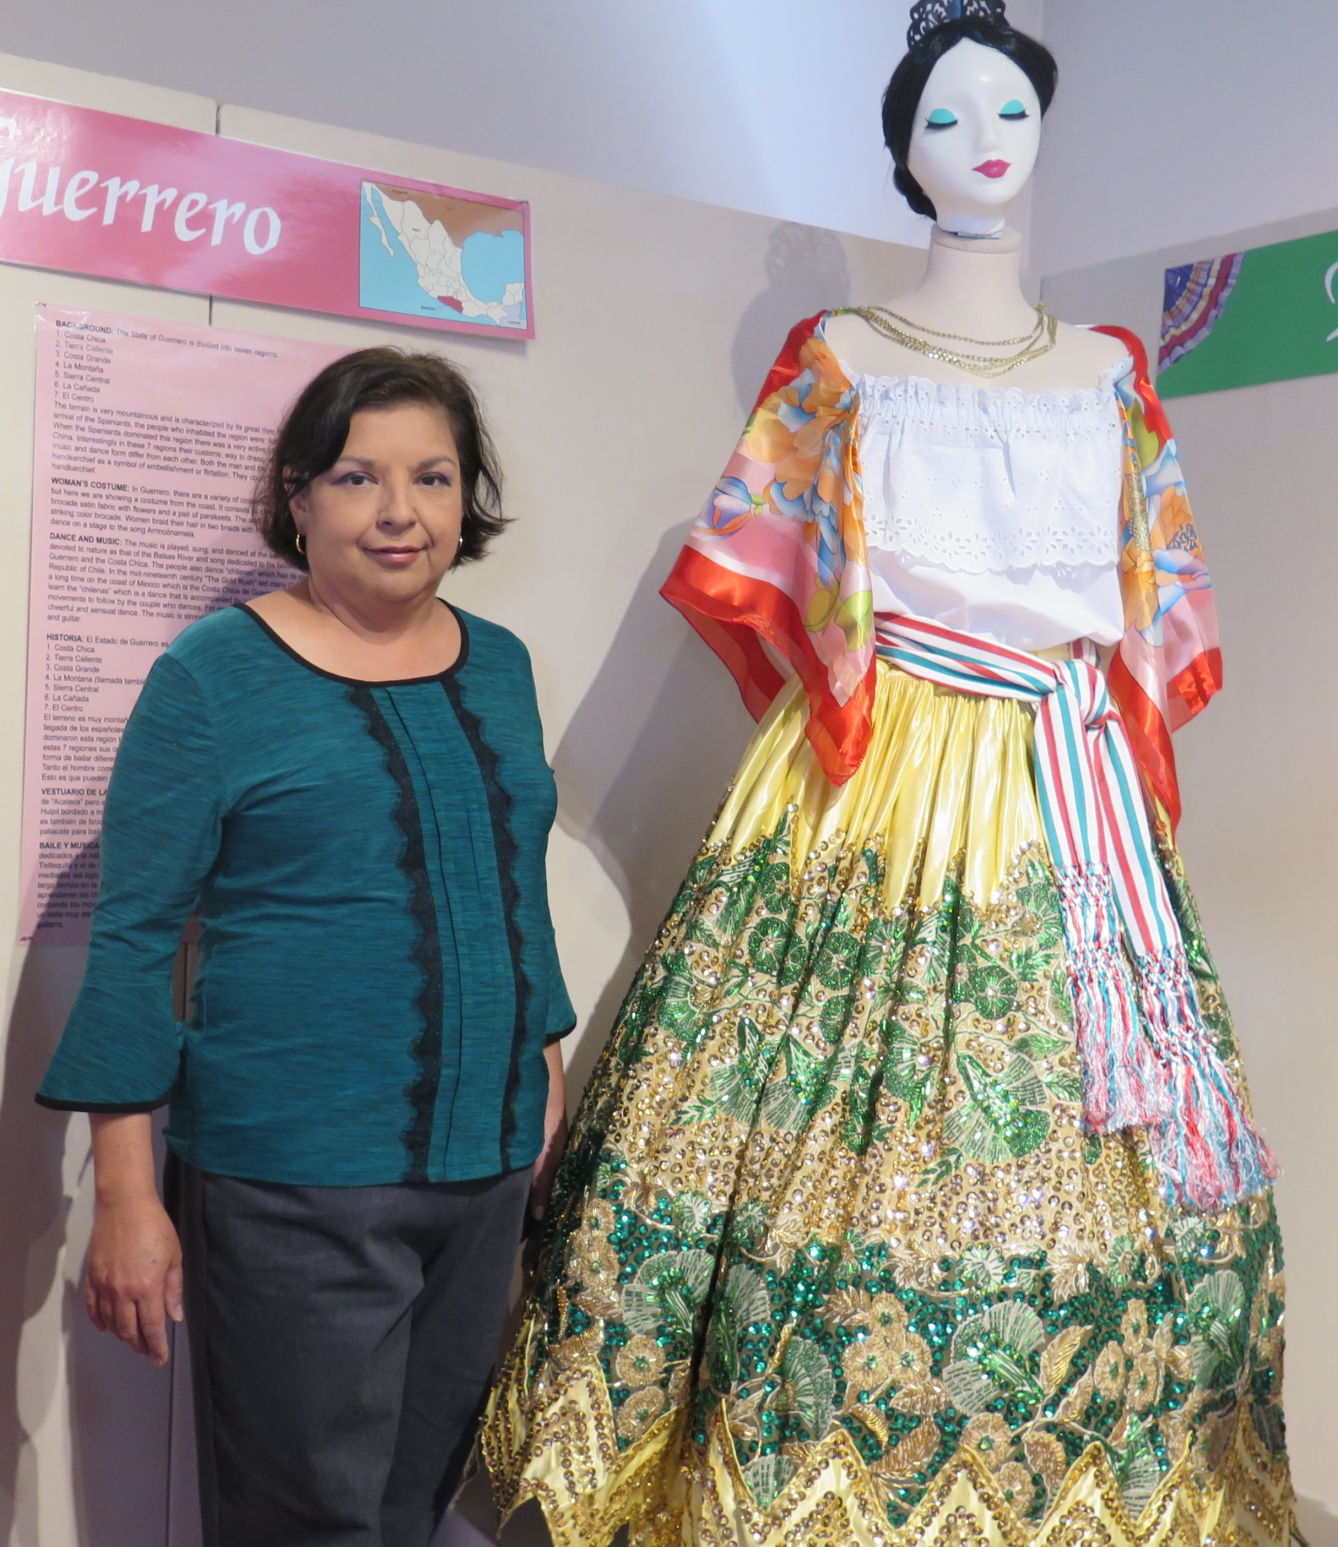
[0,89,534,338]
[21,305,346,944]
[1158,229,1338,398]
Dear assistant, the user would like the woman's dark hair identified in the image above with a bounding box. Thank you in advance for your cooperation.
[254,347,506,572]
[882,18,1058,219]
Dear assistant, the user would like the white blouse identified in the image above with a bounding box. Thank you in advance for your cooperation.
[850,358,1131,651]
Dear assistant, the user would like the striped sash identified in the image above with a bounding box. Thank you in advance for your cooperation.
[876,615,1276,1211]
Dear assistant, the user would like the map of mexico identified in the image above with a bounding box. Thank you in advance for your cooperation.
[361,181,528,330]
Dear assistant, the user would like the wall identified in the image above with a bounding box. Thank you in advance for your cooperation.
[0,57,217,1547]
[1044,213,1338,1542]
[1032,0,1338,276]
[0,0,1032,252]
[0,48,922,1547]
[1033,4,1338,1527]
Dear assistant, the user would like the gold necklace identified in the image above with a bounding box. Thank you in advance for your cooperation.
[860,303,1047,347]
[846,304,1058,380]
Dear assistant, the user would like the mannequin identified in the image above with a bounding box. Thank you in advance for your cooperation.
[481,4,1293,1542]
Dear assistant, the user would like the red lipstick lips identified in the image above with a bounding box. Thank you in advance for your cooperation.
[974,160,1011,179]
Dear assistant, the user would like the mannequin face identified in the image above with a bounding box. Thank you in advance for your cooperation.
[906,38,1042,234]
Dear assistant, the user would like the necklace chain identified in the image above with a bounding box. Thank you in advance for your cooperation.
[860,303,1046,346]
[846,303,1058,379]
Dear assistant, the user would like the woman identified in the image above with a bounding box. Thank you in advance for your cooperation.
[482,5,1293,1544]
[38,348,574,1547]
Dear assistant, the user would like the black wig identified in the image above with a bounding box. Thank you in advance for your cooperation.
[882,18,1058,219]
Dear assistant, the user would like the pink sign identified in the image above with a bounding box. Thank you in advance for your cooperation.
[0,90,534,339]
[22,305,348,944]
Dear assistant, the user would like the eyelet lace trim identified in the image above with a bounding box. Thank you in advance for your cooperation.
[853,368,1125,575]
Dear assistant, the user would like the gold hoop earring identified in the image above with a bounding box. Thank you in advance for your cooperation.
[295,532,307,556]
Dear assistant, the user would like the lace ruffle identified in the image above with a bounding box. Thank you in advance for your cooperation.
[862,509,1119,573]
[854,365,1126,575]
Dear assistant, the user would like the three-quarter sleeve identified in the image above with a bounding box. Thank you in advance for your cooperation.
[543,942,577,1045]
[37,653,226,1111]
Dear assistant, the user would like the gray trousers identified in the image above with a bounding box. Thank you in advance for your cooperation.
[168,1158,530,1547]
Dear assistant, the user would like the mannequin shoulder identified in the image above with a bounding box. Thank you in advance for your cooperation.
[819,309,868,364]
[816,308,928,382]
[1055,320,1134,376]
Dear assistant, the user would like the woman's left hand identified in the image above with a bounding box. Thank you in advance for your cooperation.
[528,1042,569,1231]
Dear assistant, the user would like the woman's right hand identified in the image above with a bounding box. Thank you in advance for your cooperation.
[86,1197,184,1365]
[85,1112,184,1366]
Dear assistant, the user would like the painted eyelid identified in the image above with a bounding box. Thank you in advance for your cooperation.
[925,108,958,127]
[1000,99,1029,117]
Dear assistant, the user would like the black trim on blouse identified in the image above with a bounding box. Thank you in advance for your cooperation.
[234,601,471,686]
[347,685,445,1184]
[35,1091,173,1114]
[440,675,533,1174]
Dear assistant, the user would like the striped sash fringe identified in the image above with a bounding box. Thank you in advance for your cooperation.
[876,615,1277,1212]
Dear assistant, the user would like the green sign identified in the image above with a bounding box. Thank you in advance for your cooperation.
[1157,228,1338,399]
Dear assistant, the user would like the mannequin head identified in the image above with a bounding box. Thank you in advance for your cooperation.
[882,18,1057,232]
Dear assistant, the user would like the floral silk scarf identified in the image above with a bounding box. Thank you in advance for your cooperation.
[660,314,1220,830]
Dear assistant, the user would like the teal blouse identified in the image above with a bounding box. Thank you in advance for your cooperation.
[38,604,575,1186]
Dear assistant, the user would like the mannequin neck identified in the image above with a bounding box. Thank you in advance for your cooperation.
[893,224,1036,338]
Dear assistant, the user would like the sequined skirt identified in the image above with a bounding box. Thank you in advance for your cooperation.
[481,664,1293,1546]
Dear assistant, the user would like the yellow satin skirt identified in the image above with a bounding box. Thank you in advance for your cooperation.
[483,664,1292,1546]
[714,661,1046,908]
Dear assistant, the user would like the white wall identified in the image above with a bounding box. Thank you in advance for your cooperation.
[0,58,219,1547]
[0,0,1028,251]
[1032,0,1338,275]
